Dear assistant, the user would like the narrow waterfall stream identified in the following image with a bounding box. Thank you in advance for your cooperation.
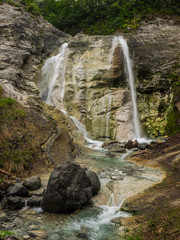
[38,43,69,109]
[111,36,142,141]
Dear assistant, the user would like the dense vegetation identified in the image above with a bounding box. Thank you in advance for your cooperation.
[18,0,180,35]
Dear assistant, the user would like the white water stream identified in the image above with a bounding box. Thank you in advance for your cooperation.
[35,39,155,239]
[112,36,142,139]
[38,42,103,149]
[38,43,68,109]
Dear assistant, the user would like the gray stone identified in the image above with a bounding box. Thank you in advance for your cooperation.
[6,183,29,197]
[23,176,41,191]
[27,196,42,207]
[138,143,149,150]
[28,230,48,239]
[1,196,25,210]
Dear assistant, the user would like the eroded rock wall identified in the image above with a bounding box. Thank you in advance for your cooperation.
[0,3,75,174]
[64,34,134,141]
[63,19,180,140]
[128,18,180,136]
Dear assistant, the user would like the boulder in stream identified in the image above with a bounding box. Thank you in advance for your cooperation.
[41,163,100,213]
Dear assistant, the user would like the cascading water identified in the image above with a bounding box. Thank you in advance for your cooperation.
[58,193,130,240]
[70,116,103,149]
[112,36,142,140]
[38,42,102,149]
[38,43,68,110]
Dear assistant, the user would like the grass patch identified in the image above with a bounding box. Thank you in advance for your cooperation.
[0,87,26,128]
[124,233,142,240]
[0,230,14,238]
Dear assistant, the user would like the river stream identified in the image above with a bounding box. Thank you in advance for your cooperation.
[0,147,165,240]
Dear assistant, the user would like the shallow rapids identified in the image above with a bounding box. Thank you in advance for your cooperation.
[0,148,165,240]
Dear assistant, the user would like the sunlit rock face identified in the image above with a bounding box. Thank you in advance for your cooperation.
[63,34,134,142]
[62,19,180,140]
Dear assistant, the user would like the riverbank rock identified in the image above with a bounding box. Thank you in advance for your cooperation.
[124,140,138,149]
[27,196,42,207]
[41,163,101,213]
[23,176,41,191]
[1,196,25,210]
[85,170,100,195]
[102,140,126,153]
[6,183,29,197]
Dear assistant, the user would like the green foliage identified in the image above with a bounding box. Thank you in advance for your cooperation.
[3,0,180,33]
[166,103,180,135]
[0,88,26,127]
[3,0,19,6]
[165,79,180,135]
[20,0,41,15]
[0,137,36,174]
[0,230,14,238]
[124,233,142,240]
[0,97,16,108]
[37,0,180,35]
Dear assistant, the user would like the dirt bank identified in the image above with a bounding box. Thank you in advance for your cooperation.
[122,133,180,239]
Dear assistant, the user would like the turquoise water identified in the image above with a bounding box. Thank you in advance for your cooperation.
[3,148,163,240]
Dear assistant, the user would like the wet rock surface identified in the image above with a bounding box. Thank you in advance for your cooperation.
[41,163,101,213]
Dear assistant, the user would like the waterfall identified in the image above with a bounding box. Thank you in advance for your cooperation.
[70,116,103,149]
[38,42,102,149]
[112,36,142,139]
[38,43,69,109]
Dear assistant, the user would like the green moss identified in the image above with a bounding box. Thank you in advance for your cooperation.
[165,85,180,135]
[124,234,142,240]
[0,230,14,238]
[4,0,19,7]
[0,97,16,108]
[0,89,26,128]
[0,138,36,174]
[166,106,180,134]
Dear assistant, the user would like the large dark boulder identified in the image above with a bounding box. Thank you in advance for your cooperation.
[1,196,25,210]
[41,163,100,213]
[23,176,41,191]
[6,183,29,197]
[85,170,100,195]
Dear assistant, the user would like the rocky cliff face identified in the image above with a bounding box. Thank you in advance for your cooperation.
[61,19,180,140]
[64,34,135,141]
[1,2,180,163]
[0,3,75,174]
[128,18,180,136]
